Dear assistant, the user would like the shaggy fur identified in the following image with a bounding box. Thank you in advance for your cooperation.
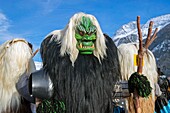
[40,12,121,113]
[0,38,35,113]
[118,43,158,113]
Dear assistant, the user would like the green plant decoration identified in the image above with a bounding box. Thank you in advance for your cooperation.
[128,72,152,97]
[36,99,66,113]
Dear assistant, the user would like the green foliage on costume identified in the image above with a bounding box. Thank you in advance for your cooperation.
[128,72,152,97]
[75,16,97,54]
[36,99,66,113]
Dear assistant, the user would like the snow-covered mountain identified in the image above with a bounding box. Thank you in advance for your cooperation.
[149,23,170,76]
[113,14,170,46]
[112,14,170,76]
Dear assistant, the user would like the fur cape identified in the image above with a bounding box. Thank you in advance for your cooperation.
[118,43,158,113]
[40,12,121,113]
[0,38,35,113]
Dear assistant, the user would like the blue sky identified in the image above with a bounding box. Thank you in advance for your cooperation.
[0,0,170,61]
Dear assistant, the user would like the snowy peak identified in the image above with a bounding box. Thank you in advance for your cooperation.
[113,14,170,46]
[146,14,170,27]
[142,14,170,35]
[114,21,137,38]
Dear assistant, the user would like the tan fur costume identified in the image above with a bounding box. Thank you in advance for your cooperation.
[118,43,158,113]
[0,38,35,113]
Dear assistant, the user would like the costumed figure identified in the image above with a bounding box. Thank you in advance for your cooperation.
[118,43,157,113]
[30,12,121,113]
[0,38,36,113]
[118,17,158,113]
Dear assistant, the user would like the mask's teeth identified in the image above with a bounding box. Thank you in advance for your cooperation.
[92,44,94,48]
[80,43,82,48]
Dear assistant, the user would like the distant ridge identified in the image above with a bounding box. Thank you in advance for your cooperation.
[112,14,170,46]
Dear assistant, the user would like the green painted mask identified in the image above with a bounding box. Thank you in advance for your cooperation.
[75,16,97,54]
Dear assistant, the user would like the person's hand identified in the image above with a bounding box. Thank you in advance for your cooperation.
[36,98,42,108]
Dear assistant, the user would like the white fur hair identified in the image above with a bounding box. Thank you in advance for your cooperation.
[118,42,158,99]
[46,12,107,66]
[0,38,35,112]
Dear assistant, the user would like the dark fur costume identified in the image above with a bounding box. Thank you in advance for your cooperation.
[40,34,120,113]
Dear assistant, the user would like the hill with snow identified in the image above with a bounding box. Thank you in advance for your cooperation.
[112,14,170,46]
[112,14,170,76]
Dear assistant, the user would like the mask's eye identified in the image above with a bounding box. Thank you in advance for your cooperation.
[88,32,92,36]
[79,31,84,36]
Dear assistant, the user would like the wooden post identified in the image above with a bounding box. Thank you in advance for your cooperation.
[133,16,143,113]
[137,16,143,74]
[32,49,40,57]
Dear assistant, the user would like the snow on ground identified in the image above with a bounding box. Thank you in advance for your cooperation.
[34,61,43,70]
